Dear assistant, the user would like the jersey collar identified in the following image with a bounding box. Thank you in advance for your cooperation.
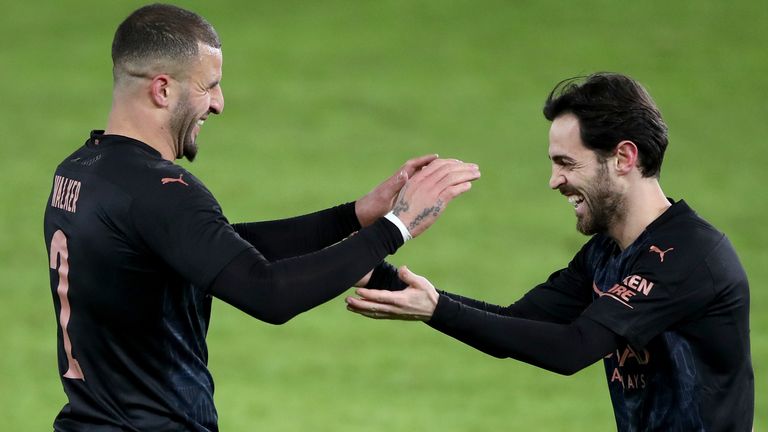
[86,130,163,159]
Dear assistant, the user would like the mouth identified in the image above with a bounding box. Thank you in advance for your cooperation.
[566,194,586,212]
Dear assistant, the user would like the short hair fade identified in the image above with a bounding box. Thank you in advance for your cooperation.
[543,73,669,178]
[112,3,220,79]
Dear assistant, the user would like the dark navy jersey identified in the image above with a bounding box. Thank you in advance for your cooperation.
[44,131,405,431]
[44,132,252,431]
[428,200,753,431]
[527,200,753,431]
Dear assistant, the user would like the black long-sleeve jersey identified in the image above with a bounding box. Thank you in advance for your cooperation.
[44,131,403,431]
[428,200,753,432]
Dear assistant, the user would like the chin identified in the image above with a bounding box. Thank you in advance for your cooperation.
[576,217,600,236]
[183,141,198,162]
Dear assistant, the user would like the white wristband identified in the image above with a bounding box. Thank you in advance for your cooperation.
[383,211,412,242]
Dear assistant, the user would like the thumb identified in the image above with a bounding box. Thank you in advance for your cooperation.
[393,170,408,189]
[398,265,420,286]
[382,170,407,198]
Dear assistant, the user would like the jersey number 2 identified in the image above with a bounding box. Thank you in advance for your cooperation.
[50,230,85,380]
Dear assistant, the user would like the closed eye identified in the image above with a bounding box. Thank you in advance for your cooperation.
[550,155,577,169]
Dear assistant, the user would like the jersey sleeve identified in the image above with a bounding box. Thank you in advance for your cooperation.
[366,261,408,291]
[433,240,594,323]
[231,202,361,260]
[581,237,722,350]
[130,170,251,290]
[427,295,619,374]
[514,240,595,323]
[210,218,404,324]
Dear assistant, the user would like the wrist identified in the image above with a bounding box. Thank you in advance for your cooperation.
[353,200,367,227]
[343,201,363,231]
[383,211,412,242]
[429,292,459,324]
[427,287,439,313]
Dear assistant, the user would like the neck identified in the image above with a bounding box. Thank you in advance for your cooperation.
[104,94,177,162]
[608,177,671,250]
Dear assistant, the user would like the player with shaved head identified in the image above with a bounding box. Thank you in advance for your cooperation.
[44,4,479,430]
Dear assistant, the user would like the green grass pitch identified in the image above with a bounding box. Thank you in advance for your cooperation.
[0,1,765,430]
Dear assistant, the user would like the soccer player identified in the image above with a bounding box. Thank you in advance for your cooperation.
[44,4,480,431]
[347,73,753,431]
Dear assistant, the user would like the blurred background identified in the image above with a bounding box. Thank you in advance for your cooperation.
[1,1,765,430]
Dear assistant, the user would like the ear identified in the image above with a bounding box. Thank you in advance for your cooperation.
[614,140,639,176]
[149,74,173,108]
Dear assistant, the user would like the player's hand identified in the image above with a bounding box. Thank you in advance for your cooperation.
[346,266,438,321]
[355,154,438,227]
[391,158,480,238]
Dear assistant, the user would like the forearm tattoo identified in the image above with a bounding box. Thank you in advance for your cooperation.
[408,199,443,231]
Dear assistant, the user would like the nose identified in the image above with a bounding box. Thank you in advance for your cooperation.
[549,165,566,190]
[209,85,224,115]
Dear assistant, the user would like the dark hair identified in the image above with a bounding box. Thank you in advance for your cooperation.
[543,73,668,178]
[112,3,220,79]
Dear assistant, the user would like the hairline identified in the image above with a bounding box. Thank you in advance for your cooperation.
[113,40,221,85]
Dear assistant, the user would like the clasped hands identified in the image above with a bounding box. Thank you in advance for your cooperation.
[354,154,480,236]
[350,153,479,320]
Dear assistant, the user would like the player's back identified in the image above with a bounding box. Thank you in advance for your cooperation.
[44,131,222,431]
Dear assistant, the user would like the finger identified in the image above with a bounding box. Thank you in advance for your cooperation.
[385,169,408,192]
[415,162,477,191]
[368,170,409,211]
[402,154,439,176]
[398,265,427,287]
[418,167,478,200]
[438,181,473,203]
[346,303,379,318]
[398,265,416,284]
[346,296,400,314]
[432,168,481,193]
[346,305,396,320]
[351,289,400,305]
[409,159,461,183]
[429,162,480,184]
[346,299,411,319]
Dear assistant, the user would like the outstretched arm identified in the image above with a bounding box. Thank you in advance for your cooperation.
[213,219,402,324]
[212,159,480,324]
[346,267,619,375]
[232,203,359,261]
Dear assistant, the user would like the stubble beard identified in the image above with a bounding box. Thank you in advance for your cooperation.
[170,91,199,162]
[576,162,626,236]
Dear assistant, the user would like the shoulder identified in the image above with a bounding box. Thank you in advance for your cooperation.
[129,163,221,215]
[633,200,738,289]
[647,201,723,261]
[81,134,217,203]
[140,161,210,196]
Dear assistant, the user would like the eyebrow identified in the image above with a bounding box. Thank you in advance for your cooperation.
[549,154,576,165]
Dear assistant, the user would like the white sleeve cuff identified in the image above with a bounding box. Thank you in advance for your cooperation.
[383,211,412,242]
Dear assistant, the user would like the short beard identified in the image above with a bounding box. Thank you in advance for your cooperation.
[181,131,198,162]
[169,91,199,162]
[576,162,625,236]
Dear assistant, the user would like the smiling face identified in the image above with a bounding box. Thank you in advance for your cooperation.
[548,113,626,235]
[169,43,224,161]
